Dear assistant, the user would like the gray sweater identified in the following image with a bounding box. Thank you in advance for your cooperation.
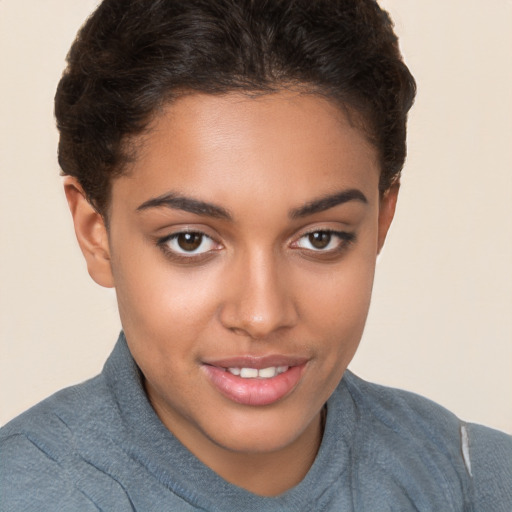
[1,333,511,511]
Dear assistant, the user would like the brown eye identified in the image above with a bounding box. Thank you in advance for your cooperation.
[294,229,355,253]
[161,231,218,257]
[308,231,331,250]
[177,232,203,252]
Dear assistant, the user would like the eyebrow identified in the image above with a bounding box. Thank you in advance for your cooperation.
[136,192,232,220]
[289,189,368,219]
[136,187,367,221]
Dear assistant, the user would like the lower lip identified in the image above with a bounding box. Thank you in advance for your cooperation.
[202,364,305,406]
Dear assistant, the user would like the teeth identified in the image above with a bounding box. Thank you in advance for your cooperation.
[258,367,277,378]
[240,368,258,378]
[227,366,289,379]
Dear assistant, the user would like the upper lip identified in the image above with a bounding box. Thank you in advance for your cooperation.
[202,355,309,369]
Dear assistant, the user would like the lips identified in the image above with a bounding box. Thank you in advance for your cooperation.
[201,355,308,406]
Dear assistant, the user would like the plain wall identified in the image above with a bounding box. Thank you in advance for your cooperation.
[0,1,511,433]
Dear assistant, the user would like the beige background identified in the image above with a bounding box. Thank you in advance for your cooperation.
[1,1,511,433]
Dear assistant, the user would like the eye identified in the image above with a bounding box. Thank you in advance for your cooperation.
[159,231,219,257]
[293,230,355,252]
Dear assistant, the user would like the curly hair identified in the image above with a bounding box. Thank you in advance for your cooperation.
[55,0,416,215]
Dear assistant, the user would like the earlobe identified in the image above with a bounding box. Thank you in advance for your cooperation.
[63,177,115,288]
[377,182,399,254]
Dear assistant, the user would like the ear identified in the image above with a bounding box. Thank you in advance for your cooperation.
[377,182,399,254]
[63,176,114,288]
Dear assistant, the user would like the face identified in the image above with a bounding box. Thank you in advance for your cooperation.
[68,91,397,477]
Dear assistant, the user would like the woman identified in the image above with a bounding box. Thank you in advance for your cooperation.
[1,1,511,510]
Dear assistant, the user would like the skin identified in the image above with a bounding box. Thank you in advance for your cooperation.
[65,91,398,496]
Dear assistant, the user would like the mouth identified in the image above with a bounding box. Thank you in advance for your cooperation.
[201,356,308,406]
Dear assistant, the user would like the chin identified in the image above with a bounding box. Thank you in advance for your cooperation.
[203,408,319,455]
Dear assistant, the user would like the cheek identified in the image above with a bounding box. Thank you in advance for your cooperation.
[299,255,375,329]
[295,250,376,370]
[112,247,223,349]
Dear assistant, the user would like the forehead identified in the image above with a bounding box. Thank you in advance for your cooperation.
[114,91,381,212]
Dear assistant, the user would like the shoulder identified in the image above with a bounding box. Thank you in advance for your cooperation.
[465,422,512,510]
[0,375,125,511]
[342,370,464,437]
[1,373,110,445]
[340,371,512,511]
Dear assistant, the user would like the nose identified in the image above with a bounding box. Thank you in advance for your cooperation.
[219,250,298,339]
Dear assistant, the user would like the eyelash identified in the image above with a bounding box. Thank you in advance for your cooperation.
[157,229,356,263]
[157,231,221,263]
[291,229,356,255]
